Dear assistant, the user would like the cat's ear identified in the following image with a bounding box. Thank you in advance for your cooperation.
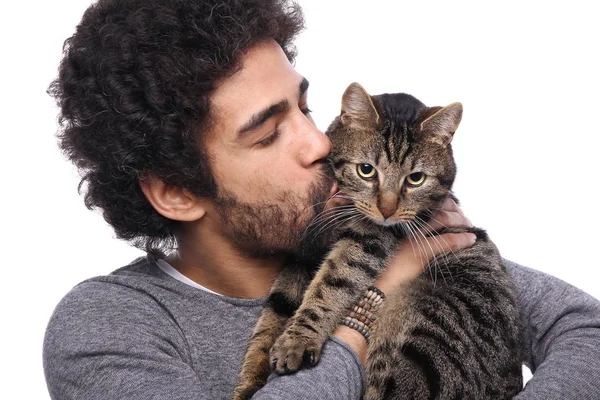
[340,82,380,126]
[419,102,463,145]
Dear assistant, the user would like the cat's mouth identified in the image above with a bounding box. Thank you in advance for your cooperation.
[361,209,419,227]
[378,218,412,228]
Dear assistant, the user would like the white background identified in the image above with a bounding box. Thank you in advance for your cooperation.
[1,0,598,398]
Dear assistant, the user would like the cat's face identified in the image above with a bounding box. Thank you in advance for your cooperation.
[326,83,462,227]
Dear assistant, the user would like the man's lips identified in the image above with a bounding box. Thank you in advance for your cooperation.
[329,181,339,197]
[326,182,352,207]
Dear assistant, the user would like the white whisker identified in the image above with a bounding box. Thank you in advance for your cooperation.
[398,222,419,264]
[308,206,356,226]
[415,215,461,265]
[413,217,457,283]
[404,221,430,281]
[309,210,360,239]
[412,217,451,267]
[302,209,355,242]
[409,220,444,287]
[304,210,356,237]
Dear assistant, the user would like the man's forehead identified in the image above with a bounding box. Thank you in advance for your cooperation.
[209,40,304,134]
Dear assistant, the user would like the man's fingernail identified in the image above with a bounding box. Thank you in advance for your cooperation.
[469,233,477,243]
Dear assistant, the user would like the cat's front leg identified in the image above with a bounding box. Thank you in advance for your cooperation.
[233,264,313,400]
[233,308,289,400]
[270,230,395,374]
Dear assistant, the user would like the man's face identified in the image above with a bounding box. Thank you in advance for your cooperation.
[205,40,335,257]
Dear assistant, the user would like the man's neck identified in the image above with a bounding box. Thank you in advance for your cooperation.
[167,229,286,299]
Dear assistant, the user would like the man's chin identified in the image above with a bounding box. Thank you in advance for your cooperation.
[242,247,293,260]
[237,219,329,264]
[228,230,302,260]
[212,168,334,262]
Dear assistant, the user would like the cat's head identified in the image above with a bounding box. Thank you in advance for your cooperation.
[326,82,462,227]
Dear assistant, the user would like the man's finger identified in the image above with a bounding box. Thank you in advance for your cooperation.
[440,197,460,213]
[409,232,477,262]
[440,198,471,222]
[426,210,473,232]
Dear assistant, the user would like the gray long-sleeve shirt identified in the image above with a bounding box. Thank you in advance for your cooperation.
[43,256,600,399]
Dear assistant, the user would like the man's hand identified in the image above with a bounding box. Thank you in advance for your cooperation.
[334,198,475,364]
[375,197,475,295]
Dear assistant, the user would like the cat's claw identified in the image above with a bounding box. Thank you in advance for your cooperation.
[269,329,324,374]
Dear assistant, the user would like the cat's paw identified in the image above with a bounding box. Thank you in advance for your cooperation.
[269,326,325,374]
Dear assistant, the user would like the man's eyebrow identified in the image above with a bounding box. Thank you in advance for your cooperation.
[237,78,310,137]
[238,100,290,136]
[299,77,309,97]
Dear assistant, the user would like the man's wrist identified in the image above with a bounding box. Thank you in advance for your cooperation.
[332,325,367,365]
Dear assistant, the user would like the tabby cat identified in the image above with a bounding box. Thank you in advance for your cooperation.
[233,83,523,400]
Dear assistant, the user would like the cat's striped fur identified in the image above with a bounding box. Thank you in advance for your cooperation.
[233,83,522,400]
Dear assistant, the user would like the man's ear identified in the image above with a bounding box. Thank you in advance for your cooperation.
[139,173,206,222]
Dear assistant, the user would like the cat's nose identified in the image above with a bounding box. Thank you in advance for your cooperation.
[379,207,396,219]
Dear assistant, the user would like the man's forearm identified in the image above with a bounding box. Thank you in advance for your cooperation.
[253,337,365,399]
[253,260,600,400]
[505,260,600,399]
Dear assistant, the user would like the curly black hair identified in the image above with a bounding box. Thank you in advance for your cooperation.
[49,0,305,254]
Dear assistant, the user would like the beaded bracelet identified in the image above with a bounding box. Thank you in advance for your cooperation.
[339,286,385,341]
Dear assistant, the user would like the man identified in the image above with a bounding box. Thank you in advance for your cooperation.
[44,0,600,399]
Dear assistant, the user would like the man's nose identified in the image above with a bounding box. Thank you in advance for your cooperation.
[298,117,331,167]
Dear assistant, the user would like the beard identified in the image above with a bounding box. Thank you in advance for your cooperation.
[212,165,334,259]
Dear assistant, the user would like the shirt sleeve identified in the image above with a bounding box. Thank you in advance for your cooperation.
[252,337,364,399]
[43,281,364,400]
[504,260,600,399]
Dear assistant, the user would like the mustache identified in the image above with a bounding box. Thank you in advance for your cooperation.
[317,160,335,187]
[309,163,335,206]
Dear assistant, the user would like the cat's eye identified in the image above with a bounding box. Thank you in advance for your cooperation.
[357,163,377,179]
[406,172,426,186]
